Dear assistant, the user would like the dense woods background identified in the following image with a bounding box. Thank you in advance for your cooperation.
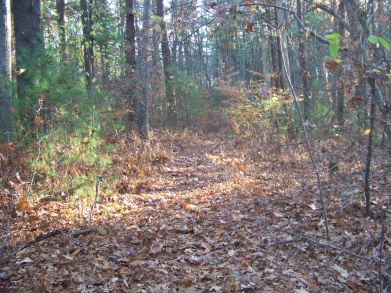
[0,0,391,291]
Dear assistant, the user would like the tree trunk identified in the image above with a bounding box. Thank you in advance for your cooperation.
[13,0,44,127]
[125,0,136,74]
[137,0,150,139]
[266,8,278,88]
[275,1,289,90]
[297,0,310,121]
[56,0,66,60]
[156,0,176,127]
[364,78,376,218]
[0,0,12,143]
[80,0,94,95]
[125,0,137,124]
[335,1,345,127]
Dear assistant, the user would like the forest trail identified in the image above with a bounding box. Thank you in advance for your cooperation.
[0,131,383,292]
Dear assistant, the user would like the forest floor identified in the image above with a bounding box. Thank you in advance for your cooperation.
[0,129,390,292]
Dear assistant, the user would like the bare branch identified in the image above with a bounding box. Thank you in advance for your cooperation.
[239,2,330,44]
[269,227,372,261]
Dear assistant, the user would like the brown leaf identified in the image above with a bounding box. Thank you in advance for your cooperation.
[202,242,212,253]
[324,56,339,74]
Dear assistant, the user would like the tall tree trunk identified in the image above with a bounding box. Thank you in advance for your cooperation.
[156,0,176,127]
[170,0,178,67]
[125,0,136,74]
[297,0,310,121]
[80,0,94,95]
[333,0,345,127]
[275,0,290,90]
[137,0,150,139]
[56,0,66,60]
[125,0,137,124]
[178,31,184,70]
[0,0,12,143]
[266,8,278,88]
[13,0,44,127]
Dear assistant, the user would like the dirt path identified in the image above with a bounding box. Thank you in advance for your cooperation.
[0,132,383,292]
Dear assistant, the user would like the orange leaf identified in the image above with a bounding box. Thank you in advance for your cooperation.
[245,22,255,33]
[16,196,31,212]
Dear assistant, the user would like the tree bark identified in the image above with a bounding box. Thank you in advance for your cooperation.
[364,78,376,218]
[0,0,12,143]
[267,8,278,88]
[336,1,345,127]
[80,0,94,95]
[275,0,289,90]
[137,0,151,139]
[125,0,137,124]
[297,0,310,121]
[156,0,176,127]
[56,0,66,60]
[125,0,136,74]
[13,0,44,127]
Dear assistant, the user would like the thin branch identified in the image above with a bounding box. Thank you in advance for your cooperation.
[278,28,330,240]
[0,230,62,263]
[0,229,122,264]
[239,2,329,44]
[61,232,121,263]
[269,227,372,261]
[314,4,354,33]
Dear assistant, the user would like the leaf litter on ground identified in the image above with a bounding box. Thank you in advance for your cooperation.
[0,130,390,292]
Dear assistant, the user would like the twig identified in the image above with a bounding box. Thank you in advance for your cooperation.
[61,232,121,263]
[0,230,62,263]
[0,229,122,264]
[88,176,111,221]
[28,134,50,192]
[260,239,303,246]
[0,219,10,256]
[70,228,97,238]
[269,227,372,261]
[279,28,330,240]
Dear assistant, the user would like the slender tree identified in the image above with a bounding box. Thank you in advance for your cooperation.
[80,0,94,95]
[297,0,310,121]
[0,0,12,143]
[125,0,137,123]
[137,0,151,139]
[156,0,176,126]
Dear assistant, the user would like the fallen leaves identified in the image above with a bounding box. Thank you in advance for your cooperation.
[0,131,389,292]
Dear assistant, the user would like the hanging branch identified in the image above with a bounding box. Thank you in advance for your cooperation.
[278,27,330,241]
